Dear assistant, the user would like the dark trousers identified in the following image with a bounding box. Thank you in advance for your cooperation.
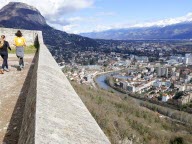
[1,53,8,69]
[17,56,24,67]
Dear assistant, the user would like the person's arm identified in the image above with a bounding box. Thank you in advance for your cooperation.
[7,41,11,51]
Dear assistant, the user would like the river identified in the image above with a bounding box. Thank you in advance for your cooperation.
[95,73,123,94]
[95,73,143,104]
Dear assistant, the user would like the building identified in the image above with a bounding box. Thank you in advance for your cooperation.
[127,80,155,93]
[170,55,185,64]
[178,93,192,105]
[166,59,179,65]
[162,94,170,102]
[185,53,192,65]
[130,55,149,63]
[157,66,169,77]
[127,85,136,93]
[185,74,192,83]
[153,79,162,87]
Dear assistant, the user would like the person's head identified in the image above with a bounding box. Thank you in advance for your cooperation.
[15,30,22,37]
[1,35,5,40]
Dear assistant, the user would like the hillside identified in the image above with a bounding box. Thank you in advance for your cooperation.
[71,82,192,144]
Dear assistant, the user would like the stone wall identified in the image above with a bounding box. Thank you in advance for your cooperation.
[18,50,38,144]
[0,27,42,46]
[15,28,110,144]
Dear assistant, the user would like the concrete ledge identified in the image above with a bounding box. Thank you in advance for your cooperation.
[18,33,110,143]
[18,52,38,144]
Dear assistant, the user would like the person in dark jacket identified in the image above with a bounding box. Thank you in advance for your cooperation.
[0,35,11,72]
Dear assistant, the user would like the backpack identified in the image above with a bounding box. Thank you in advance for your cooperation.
[15,37,25,47]
[0,40,4,49]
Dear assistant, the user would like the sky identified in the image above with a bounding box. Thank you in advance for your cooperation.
[1,0,192,33]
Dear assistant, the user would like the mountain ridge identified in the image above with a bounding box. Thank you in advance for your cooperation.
[0,2,48,29]
[0,2,100,62]
[80,22,192,40]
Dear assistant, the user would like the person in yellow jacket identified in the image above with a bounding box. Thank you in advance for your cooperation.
[14,30,26,70]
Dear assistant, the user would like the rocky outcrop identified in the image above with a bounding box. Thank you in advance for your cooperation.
[0,2,47,29]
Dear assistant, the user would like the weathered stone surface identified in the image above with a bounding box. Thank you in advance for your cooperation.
[16,29,110,143]
[18,53,38,144]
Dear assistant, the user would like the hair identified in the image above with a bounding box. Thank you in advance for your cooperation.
[15,30,22,37]
[0,35,5,47]
[1,35,5,39]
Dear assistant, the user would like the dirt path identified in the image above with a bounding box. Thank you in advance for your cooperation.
[0,54,35,144]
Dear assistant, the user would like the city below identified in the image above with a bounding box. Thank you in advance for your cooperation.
[62,40,192,112]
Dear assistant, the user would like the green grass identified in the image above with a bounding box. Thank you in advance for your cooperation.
[8,45,37,54]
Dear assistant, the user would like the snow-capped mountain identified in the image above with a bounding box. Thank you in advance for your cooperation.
[81,13,192,40]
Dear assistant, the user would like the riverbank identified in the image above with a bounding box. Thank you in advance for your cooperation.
[93,69,124,93]
[106,76,192,114]
[94,72,192,126]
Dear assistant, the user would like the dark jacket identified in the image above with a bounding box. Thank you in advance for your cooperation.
[0,41,11,54]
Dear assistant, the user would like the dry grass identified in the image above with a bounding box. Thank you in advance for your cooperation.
[71,82,192,144]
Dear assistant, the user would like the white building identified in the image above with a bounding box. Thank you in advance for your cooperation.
[153,80,162,87]
[185,74,192,83]
[170,55,185,64]
[185,53,192,65]
[166,59,179,65]
[130,55,149,63]
[127,80,155,93]
[153,79,171,88]
[162,94,170,102]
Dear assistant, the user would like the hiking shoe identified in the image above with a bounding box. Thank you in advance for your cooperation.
[19,65,24,69]
[3,68,10,72]
[20,66,24,71]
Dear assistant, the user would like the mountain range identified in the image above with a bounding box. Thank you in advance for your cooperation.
[80,22,192,40]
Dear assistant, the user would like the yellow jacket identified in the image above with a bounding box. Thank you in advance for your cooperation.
[14,37,26,47]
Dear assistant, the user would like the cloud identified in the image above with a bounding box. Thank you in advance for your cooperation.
[130,12,192,28]
[67,16,100,23]
[48,11,192,34]
[94,25,112,32]
[96,12,117,16]
[0,0,94,25]
[63,24,80,34]
[67,17,84,22]
[78,12,192,33]
[47,17,69,25]
[0,0,94,16]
